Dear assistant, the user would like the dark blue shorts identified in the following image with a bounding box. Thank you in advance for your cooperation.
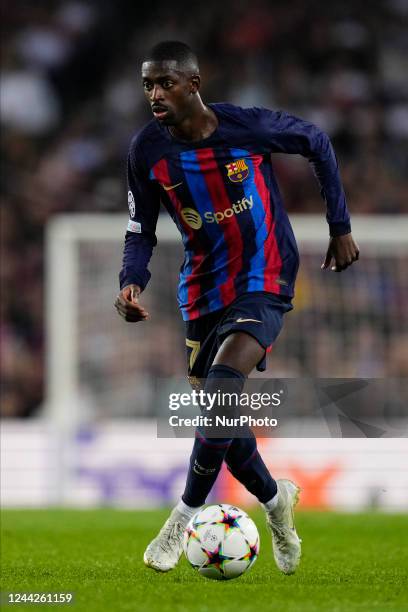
[185,291,293,379]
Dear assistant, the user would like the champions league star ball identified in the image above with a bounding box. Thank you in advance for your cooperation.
[183,504,260,580]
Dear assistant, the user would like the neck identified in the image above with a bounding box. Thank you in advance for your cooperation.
[169,98,218,142]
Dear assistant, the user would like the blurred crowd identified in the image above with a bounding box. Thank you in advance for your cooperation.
[1,0,407,417]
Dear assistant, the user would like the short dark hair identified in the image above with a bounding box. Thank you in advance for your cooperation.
[143,41,199,73]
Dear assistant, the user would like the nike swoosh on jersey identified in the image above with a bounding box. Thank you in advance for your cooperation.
[161,182,183,191]
[235,318,263,323]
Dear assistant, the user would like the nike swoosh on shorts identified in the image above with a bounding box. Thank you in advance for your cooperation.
[235,318,263,323]
[161,182,183,191]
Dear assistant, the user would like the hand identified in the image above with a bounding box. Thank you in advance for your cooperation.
[321,233,360,272]
[114,284,149,322]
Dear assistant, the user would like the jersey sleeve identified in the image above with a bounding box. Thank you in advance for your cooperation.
[119,138,161,291]
[255,108,351,236]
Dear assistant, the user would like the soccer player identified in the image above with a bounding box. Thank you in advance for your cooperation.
[115,41,359,575]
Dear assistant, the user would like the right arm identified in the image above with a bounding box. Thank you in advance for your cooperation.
[115,139,160,322]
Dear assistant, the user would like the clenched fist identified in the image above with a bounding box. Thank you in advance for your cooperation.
[321,233,360,272]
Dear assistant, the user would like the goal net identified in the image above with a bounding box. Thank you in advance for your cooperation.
[45,214,408,423]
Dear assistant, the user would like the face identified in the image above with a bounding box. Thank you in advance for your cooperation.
[141,60,200,125]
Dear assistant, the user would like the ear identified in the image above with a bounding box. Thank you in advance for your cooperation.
[190,74,201,94]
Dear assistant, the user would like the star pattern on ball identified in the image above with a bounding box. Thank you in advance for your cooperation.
[240,540,259,563]
[186,526,198,539]
[219,510,242,531]
[202,545,233,574]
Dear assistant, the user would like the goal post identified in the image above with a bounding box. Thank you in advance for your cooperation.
[44,214,408,427]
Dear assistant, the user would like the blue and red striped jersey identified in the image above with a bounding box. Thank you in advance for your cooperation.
[120,103,351,321]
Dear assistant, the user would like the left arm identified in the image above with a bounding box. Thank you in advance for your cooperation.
[257,108,360,271]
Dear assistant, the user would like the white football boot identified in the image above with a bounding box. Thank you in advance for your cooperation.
[143,507,187,572]
[265,479,302,574]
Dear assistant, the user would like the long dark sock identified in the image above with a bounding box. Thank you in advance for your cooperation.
[224,429,277,503]
[182,364,245,507]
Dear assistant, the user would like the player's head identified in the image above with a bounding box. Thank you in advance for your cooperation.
[141,41,201,126]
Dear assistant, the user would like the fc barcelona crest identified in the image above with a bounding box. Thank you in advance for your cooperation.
[225,159,249,183]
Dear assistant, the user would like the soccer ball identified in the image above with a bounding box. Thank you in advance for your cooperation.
[183,504,260,580]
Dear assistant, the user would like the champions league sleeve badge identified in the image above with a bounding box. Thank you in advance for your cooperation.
[128,190,136,218]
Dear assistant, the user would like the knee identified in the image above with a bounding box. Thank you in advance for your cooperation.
[213,332,264,376]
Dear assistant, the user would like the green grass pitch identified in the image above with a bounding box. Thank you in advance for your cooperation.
[1,509,407,611]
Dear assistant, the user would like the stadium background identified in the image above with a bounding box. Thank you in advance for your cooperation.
[1,0,407,511]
